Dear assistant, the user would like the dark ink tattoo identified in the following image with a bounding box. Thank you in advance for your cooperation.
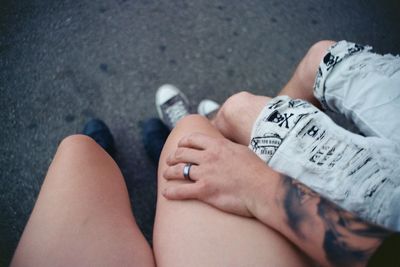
[280,175,390,266]
[318,198,372,265]
[282,177,316,238]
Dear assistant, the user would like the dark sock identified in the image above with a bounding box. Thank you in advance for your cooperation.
[140,118,170,164]
[82,119,115,158]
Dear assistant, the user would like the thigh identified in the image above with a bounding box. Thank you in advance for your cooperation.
[11,135,155,267]
[153,115,311,267]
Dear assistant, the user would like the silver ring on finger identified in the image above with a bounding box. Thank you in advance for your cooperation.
[183,163,193,181]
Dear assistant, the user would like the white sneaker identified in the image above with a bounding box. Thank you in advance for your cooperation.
[197,99,220,119]
[156,84,190,129]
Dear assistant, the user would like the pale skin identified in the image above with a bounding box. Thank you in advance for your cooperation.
[154,115,311,267]
[162,40,392,266]
[163,128,389,267]
[11,40,390,266]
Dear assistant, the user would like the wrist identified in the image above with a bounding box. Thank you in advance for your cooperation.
[245,166,283,228]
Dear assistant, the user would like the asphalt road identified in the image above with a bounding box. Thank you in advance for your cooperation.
[1,0,400,265]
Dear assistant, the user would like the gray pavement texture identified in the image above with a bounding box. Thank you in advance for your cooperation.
[1,0,400,266]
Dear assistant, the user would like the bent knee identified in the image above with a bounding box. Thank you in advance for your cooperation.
[220,91,255,119]
[226,91,256,108]
[296,40,336,87]
[212,91,256,137]
[216,91,254,123]
[59,134,96,149]
[51,134,118,180]
[175,114,210,130]
[304,40,336,70]
[57,134,99,157]
[309,40,336,56]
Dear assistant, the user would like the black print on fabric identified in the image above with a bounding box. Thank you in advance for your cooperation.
[317,130,326,141]
[307,125,319,137]
[288,99,310,109]
[323,52,341,71]
[266,110,294,129]
[293,111,318,126]
[347,44,364,55]
[364,177,387,198]
[251,134,283,156]
[328,147,347,168]
[348,157,372,176]
[310,150,324,163]
[319,146,336,167]
[317,66,322,77]
[310,142,333,165]
[314,67,323,93]
[295,113,309,124]
[268,99,285,110]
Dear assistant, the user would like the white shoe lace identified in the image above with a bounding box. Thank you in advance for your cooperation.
[164,100,188,126]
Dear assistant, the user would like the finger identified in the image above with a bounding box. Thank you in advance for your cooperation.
[164,163,199,181]
[167,147,203,165]
[178,132,217,150]
[162,183,201,200]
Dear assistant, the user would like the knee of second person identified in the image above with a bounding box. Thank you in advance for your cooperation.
[57,134,97,156]
[296,40,336,87]
[309,40,336,55]
[216,91,254,126]
[305,40,337,68]
[175,114,209,129]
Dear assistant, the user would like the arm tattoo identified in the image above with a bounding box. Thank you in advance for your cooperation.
[280,175,390,266]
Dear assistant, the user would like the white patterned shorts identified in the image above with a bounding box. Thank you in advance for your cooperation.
[249,41,400,231]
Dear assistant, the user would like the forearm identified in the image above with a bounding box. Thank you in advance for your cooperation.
[250,171,391,267]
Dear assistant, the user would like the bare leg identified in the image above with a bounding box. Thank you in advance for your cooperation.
[213,40,336,145]
[212,91,272,145]
[278,40,336,107]
[153,115,311,267]
[11,135,155,267]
